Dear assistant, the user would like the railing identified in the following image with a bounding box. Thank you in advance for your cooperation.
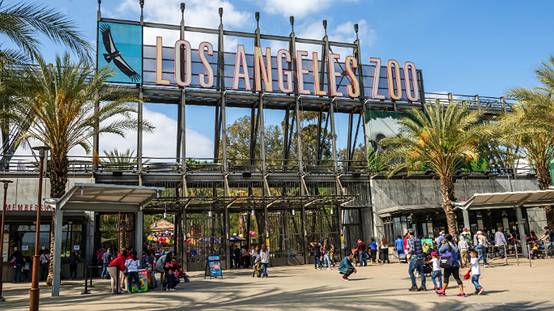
[0,154,538,179]
[425,92,516,112]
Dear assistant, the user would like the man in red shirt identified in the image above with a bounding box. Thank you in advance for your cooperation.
[107,250,127,294]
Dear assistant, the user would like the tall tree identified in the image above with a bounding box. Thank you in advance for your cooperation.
[8,54,150,284]
[0,1,91,165]
[497,56,554,227]
[380,101,483,235]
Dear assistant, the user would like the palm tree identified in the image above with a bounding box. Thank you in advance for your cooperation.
[9,53,151,284]
[0,1,91,167]
[497,57,554,227]
[0,1,91,63]
[380,101,483,235]
[101,148,138,171]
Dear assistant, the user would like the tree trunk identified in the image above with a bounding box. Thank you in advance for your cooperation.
[535,163,554,228]
[46,154,68,286]
[439,175,458,236]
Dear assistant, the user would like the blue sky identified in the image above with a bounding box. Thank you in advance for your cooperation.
[11,0,554,158]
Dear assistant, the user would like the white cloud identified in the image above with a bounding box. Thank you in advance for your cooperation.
[15,107,213,161]
[119,0,247,50]
[262,0,332,18]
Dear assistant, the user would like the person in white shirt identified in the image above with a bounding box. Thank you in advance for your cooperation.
[468,250,484,295]
[494,228,508,258]
[125,250,141,293]
[260,244,270,278]
[458,238,469,268]
[429,251,442,290]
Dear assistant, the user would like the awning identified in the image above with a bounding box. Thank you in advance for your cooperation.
[47,183,163,212]
[456,189,554,210]
[377,204,441,217]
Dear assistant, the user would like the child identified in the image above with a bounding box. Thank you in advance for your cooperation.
[468,250,484,295]
[429,251,442,291]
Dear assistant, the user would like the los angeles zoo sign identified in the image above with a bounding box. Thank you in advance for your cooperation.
[98,21,422,102]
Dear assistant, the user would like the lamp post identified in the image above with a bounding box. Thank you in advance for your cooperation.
[29,146,49,311]
[0,179,13,302]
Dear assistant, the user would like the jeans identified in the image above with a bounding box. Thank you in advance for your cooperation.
[314,256,321,269]
[477,245,488,264]
[408,257,426,288]
[358,252,367,266]
[127,271,139,293]
[471,274,482,291]
[323,254,332,268]
[261,263,269,277]
[101,263,108,278]
[431,270,443,289]
[341,267,354,278]
[12,265,21,283]
[41,263,49,281]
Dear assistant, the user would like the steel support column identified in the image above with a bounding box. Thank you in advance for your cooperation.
[137,86,143,186]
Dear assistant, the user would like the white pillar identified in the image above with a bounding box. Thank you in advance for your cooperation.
[515,206,528,257]
[135,210,144,258]
[462,208,470,229]
[52,209,64,296]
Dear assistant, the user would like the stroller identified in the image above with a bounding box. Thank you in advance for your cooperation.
[252,260,262,278]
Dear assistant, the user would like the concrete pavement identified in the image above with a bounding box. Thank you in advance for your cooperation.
[1,258,553,310]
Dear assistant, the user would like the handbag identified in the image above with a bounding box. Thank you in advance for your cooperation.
[463,271,471,280]
[439,243,455,269]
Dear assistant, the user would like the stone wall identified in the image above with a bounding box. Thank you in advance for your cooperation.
[369,176,546,238]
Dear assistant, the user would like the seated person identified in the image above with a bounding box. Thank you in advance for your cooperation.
[338,252,357,281]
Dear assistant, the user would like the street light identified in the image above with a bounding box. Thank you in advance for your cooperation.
[29,146,49,311]
[0,179,13,302]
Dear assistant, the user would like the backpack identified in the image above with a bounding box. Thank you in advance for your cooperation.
[439,243,456,269]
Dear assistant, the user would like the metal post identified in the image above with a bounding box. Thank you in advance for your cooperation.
[0,179,12,302]
[462,208,470,229]
[29,146,48,310]
[135,210,143,258]
[137,86,144,186]
[51,209,63,296]
[515,205,528,257]
[289,16,308,263]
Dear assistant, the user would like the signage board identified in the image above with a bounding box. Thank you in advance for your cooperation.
[205,255,223,278]
[97,21,423,103]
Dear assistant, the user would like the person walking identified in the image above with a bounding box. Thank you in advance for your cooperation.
[338,252,356,281]
[101,248,113,279]
[369,238,378,264]
[437,234,465,297]
[260,244,270,278]
[407,230,426,291]
[459,227,472,249]
[494,228,507,258]
[429,251,442,291]
[395,235,405,261]
[458,237,469,268]
[311,241,322,270]
[355,239,367,267]
[379,238,390,264]
[468,250,485,295]
[475,231,490,267]
[69,251,79,279]
[108,250,127,294]
[125,250,141,293]
[40,249,49,281]
[9,247,23,283]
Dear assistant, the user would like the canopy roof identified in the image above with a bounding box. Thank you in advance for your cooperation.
[456,189,554,210]
[149,219,174,231]
[48,183,162,212]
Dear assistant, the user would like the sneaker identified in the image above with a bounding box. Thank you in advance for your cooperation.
[341,276,349,281]
[457,292,467,297]
[437,290,445,296]
[477,287,485,295]
[418,287,427,292]
[408,287,418,292]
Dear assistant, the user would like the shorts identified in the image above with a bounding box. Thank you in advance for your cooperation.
[443,266,462,285]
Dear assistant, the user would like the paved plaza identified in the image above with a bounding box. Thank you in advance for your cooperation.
[1,259,553,311]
